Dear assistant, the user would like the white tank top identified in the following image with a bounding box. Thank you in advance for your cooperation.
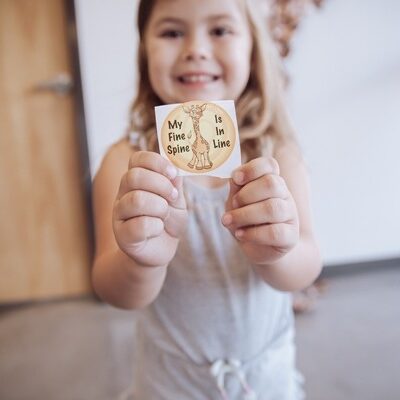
[123,176,304,400]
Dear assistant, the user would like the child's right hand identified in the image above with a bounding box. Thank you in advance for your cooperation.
[112,151,187,267]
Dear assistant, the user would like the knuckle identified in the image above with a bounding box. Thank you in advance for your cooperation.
[262,174,287,199]
[141,216,163,236]
[265,199,282,219]
[158,198,170,218]
[115,199,129,221]
[263,174,277,191]
[251,226,263,243]
[137,217,148,234]
[269,224,285,244]
[125,219,138,240]
[130,190,145,210]
[126,168,140,189]
[239,207,251,225]
[161,178,173,195]
[118,219,141,245]
[274,199,285,219]
[275,199,287,219]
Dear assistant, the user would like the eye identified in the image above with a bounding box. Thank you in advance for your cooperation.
[210,26,232,37]
[160,29,184,39]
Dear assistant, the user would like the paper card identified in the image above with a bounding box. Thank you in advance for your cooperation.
[155,100,241,178]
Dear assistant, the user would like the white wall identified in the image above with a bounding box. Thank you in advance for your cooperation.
[74,0,138,174]
[75,0,400,265]
[285,0,400,264]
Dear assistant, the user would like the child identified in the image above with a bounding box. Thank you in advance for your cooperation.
[92,0,322,398]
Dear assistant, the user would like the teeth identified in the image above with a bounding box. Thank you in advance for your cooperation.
[180,75,215,83]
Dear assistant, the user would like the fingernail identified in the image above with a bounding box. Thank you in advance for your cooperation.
[233,171,244,185]
[166,166,177,180]
[170,187,178,200]
[222,213,232,226]
[235,229,244,239]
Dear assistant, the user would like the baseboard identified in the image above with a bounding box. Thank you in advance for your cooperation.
[320,257,400,278]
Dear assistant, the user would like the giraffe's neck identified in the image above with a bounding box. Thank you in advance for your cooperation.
[192,118,201,139]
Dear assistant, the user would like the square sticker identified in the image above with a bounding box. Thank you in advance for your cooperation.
[155,100,241,178]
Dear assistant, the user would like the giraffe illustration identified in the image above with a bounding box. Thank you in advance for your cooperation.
[182,103,213,170]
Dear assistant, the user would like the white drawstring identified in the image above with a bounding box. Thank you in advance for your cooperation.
[210,359,258,400]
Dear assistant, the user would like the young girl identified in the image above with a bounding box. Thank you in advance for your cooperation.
[92,0,322,398]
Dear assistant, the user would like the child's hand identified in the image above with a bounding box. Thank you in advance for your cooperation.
[222,157,299,265]
[113,151,187,267]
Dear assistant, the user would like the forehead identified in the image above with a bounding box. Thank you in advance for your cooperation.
[149,0,247,24]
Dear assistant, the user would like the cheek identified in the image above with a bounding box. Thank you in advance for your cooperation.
[146,39,175,77]
[147,45,164,77]
[226,40,251,75]
[148,59,162,87]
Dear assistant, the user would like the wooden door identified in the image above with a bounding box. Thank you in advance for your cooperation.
[0,0,92,303]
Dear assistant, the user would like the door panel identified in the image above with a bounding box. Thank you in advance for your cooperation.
[0,0,92,302]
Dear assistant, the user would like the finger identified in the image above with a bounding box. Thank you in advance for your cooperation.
[225,178,241,210]
[115,191,169,221]
[117,216,164,245]
[234,222,299,247]
[128,151,177,180]
[164,207,188,238]
[232,157,280,186]
[222,198,293,228]
[169,176,186,209]
[118,167,178,202]
[232,174,289,208]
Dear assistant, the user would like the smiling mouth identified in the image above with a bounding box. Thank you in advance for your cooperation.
[177,74,220,84]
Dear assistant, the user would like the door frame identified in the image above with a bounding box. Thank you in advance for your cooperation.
[65,0,94,258]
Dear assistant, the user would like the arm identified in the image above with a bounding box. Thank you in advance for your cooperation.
[91,141,187,309]
[223,141,322,292]
[253,143,321,291]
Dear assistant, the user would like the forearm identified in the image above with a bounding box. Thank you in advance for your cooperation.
[253,237,322,292]
[92,248,167,310]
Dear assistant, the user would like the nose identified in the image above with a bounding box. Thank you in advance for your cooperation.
[182,31,210,62]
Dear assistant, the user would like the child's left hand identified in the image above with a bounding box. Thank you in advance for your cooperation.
[222,157,300,265]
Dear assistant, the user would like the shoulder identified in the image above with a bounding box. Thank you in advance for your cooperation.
[271,138,308,182]
[94,138,137,186]
[273,138,303,169]
[96,138,134,175]
[92,138,136,204]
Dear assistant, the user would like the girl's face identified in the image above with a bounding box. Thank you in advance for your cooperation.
[144,0,252,104]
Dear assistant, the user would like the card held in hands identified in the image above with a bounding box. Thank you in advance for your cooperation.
[155,100,241,178]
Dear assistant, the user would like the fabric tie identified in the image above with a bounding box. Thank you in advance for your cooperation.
[210,359,258,400]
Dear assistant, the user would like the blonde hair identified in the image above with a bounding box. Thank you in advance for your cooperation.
[127,0,297,160]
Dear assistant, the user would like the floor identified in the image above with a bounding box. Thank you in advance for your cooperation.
[295,264,400,400]
[0,264,399,400]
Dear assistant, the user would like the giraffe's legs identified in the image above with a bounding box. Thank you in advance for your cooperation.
[195,152,204,170]
[188,150,197,168]
[204,151,213,169]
